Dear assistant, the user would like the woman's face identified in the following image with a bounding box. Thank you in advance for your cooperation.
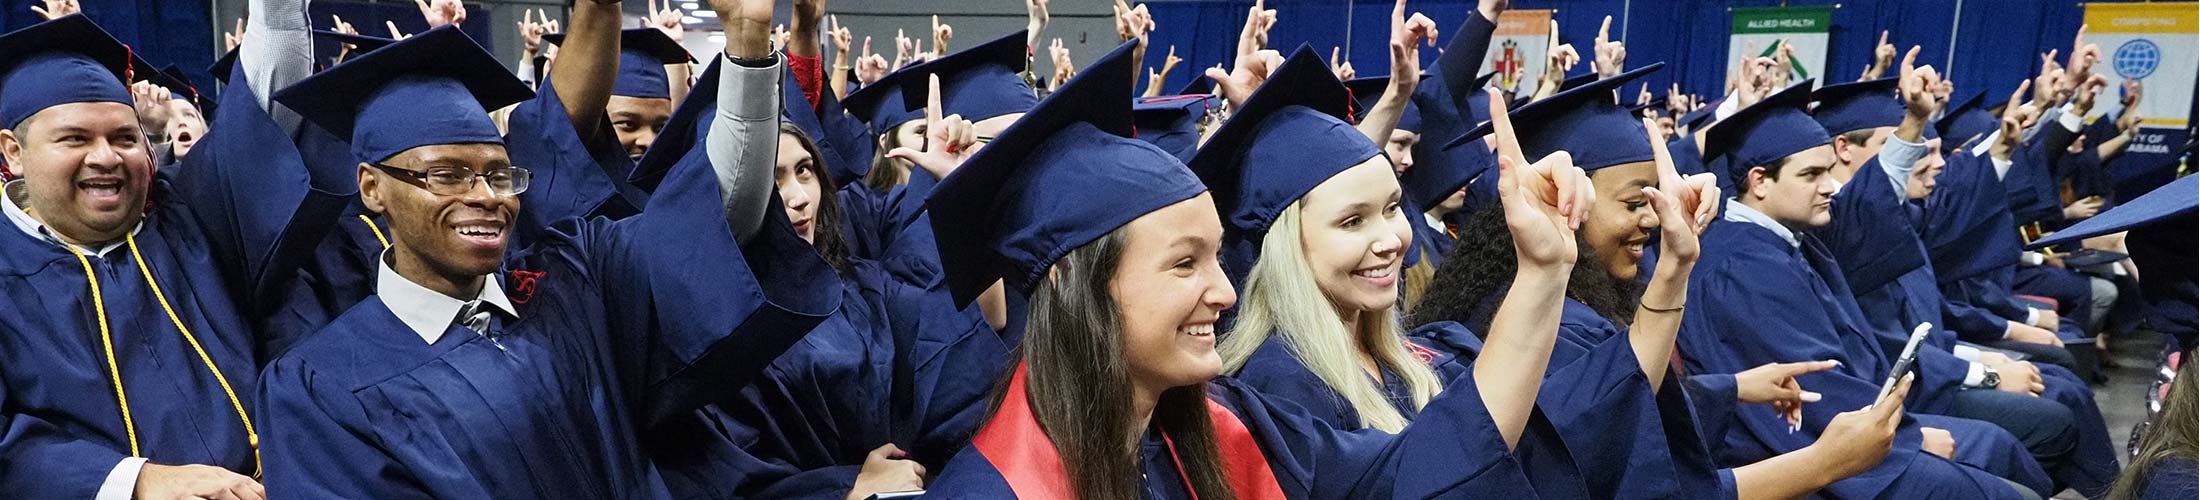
[1113,192,1236,392]
[1297,156,1411,315]
[1583,162,1659,282]
[774,133,823,243]
[884,120,924,173]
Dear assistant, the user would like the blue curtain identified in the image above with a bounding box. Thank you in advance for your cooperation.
[1146,0,2135,107]
[0,1,218,97]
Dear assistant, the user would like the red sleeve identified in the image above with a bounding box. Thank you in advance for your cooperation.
[789,54,824,109]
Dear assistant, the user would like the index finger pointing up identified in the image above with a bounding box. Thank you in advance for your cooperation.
[1487,90,1526,167]
[925,74,945,134]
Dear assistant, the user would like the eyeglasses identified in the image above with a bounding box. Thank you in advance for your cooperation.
[369,163,532,196]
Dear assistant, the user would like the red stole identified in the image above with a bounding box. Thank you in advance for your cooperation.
[970,364,1289,500]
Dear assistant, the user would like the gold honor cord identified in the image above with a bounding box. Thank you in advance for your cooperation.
[359,214,389,249]
[67,248,140,458]
[71,234,265,477]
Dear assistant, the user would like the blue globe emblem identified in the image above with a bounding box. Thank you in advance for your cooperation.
[2114,39,2160,80]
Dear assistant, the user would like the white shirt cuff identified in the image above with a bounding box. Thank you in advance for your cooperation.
[1963,362,1989,387]
[96,457,147,500]
[2057,103,2085,132]
[2025,308,2043,325]
[1952,344,1982,362]
[2020,251,2046,266]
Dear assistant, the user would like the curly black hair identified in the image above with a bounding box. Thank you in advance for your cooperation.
[1408,206,1642,336]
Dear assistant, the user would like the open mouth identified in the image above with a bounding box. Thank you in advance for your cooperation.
[77,176,127,209]
[1179,323,1216,337]
[174,131,195,145]
[452,220,507,250]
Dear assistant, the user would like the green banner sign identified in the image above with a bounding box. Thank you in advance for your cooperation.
[1731,6,1834,35]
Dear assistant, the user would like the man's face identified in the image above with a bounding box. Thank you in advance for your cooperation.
[1831,127,1893,172]
[1906,138,1945,200]
[607,95,673,163]
[1745,144,1838,229]
[1383,129,1419,175]
[0,102,154,245]
[359,143,519,281]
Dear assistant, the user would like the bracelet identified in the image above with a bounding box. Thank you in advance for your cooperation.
[1640,302,1685,314]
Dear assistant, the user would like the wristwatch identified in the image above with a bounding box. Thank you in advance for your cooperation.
[1979,366,2001,388]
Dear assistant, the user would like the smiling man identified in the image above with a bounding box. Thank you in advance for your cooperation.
[254,1,844,496]
[0,7,340,500]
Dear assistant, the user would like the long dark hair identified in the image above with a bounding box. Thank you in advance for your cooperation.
[1408,205,1639,332]
[997,228,1238,500]
[778,123,851,275]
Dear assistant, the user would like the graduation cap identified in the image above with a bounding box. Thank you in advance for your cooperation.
[1810,77,1903,136]
[1557,72,1599,93]
[152,65,201,103]
[926,39,1206,307]
[1702,80,1828,182]
[1449,63,1666,173]
[1630,96,1668,116]
[1176,75,1215,96]
[1345,75,1430,133]
[274,26,534,163]
[1132,94,1217,163]
[0,14,134,130]
[892,30,1038,124]
[841,69,922,135]
[1189,45,1383,288]
[1936,92,1998,150]
[315,30,398,54]
[209,47,240,84]
[2029,174,2195,249]
[1677,103,1716,131]
[543,28,694,99]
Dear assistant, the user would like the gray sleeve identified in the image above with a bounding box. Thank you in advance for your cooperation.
[1875,134,1926,195]
[240,0,314,135]
[704,54,785,243]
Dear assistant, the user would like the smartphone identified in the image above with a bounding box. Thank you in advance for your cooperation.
[866,491,926,500]
[1879,323,1933,399]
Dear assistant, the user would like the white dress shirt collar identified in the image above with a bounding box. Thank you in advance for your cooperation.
[375,251,517,344]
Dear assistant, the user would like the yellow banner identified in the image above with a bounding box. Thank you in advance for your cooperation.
[1492,9,1552,36]
[2084,3,2197,34]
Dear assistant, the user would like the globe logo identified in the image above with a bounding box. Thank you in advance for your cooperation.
[2114,39,2160,80]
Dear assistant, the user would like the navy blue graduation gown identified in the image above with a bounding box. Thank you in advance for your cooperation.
[1923,151,2039,342]
[505,79,651,249]
[922,374,1533,499]
[257,130,842,498]
[0,68,353,496]
[1680,219,2028,500]
[707,271,901,499]
[1813,158,1971,411]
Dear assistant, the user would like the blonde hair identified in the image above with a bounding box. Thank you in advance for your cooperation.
[1219,202,1443,433]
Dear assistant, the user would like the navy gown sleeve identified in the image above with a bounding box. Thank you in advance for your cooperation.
[0,377,135,498]
[1682,374,1739,449]
[584,143,844,427]
[1209,372,1535,499]
[1680,224,1927,500]
[169,67,356,328]
[506,78,648,250]
[1536,308,1687,499]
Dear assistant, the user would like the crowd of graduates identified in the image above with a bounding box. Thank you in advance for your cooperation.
[0,0,2193,498]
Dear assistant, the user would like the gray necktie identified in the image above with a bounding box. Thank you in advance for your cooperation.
[457,301,504,351]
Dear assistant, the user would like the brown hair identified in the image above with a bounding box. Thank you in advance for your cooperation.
[865,123,912,192]
[778,122,851,275]
[1000,228,1238,500]
[2105,356,2198,500]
